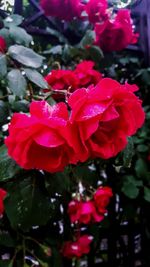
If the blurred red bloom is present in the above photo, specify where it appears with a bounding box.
[40,0,84,21]
[86,0,108,24]
[74,60,102,87]
[0,36,6,53]
[62,235,92,258]
[78,200,104,224]
[0,189,7,216]
[68,199,104,224]
[45,69,79,93]
[94,186,113,213]
[94,9,139,52]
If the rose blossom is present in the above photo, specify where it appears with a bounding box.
[94,186,113,213]
[40,0,84,21]
[45,69,79,93]
[85,0,108,24]
[0,189,7,216]
[62,235,92,258]
[94,9,139,52]
[0,36,6,53]
[78,201,104,224]
[5,101,82,173]
[74,60,102,87]
[68,200,104,224]
[68,78,145,159]
[68,200,81,222]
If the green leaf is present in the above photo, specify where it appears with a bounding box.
[0,54,7,77]
[123,137,134,167]
[79,30,95,48]
[4,14,23,27]
[87,45,103,62]
[0,145,20,181]
[11,100,29,112]
[9,26,32,46]
[122,181,139,199]
[5,176,53,231]
[0,232,15,247]
[135,158,148,179]
[0,260,13,267]
[8,45,44,68]
[24,68,49,88]
[121,176,142,199]
[45,172,71,194]
[44,45,62,55]
[0,101,9,126]
[0,28,10,43]
[144,187,150,202]
[137,144,148,153]
[7,69,27,97]
[46,27,68,44]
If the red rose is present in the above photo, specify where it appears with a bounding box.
[74,60,102,87]
[0,36,6,53]
[94,186,113,213]
[77,235,93,254]
[5,101,79,173]
[0,188,7,216]
[94,9,139,52]
[78,201,104,224]
[68,78,145,159]
[68,200,81,222]
[68,200,104,224]
[62,235,92,258]
[40,0,84,21]
[85,0,108,24]
[45,69,79,93]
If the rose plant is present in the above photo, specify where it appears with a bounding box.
[0,1,149,267]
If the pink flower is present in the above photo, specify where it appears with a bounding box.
[74,60,102,87]
[68,200,104,224]
[0,189,7,216]
[40,0,84,21]
[68,78,145,159]
[0,36,6,53]
[5,101,79,173]
[62,235,92,258]
[94,9,139,52]
[85,0,108,24]
[78,201,104,224]
[94,186,113,213]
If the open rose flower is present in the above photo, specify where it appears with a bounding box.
[62,235,92,258]
[74,60,102,87]
[0,36,6,53]
[94,186,113,213]
[94,9,139,52]
[40,0,84,21]
[0,189,7,216]
[85,0,108,24]
[45,69,79,93]
[68,78,145,159]
[5,101,80,173]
